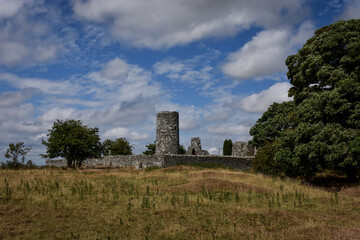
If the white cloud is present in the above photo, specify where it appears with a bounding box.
[34,45,58,62]
[0,42,29,66]
[222,21,315,79]
[0,103,34,122]
[38,107,78,123]
[154,60,185,75]
[153,50,221,90]
[0,1,69,67]
[30,133,47,142]
[208,147,220,155]
[73,0,307,49]
[101,58,129,79]
[0,73,79,96]
[85,58,163,103]
[179,106,204,130]
[0,88,42,107]
[0,0,25,19]
[103,127,149,140]
[2,121,47,134]
[238,82,292,113]
[206,125,250,136]
[341,0,360,19]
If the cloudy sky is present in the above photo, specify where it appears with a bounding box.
[0,0,359,164]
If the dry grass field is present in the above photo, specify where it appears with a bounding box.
[1,166,360,239]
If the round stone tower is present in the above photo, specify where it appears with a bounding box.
[155,111,179,155]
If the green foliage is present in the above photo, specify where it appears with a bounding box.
[250,19,360,180]
[143,142,156,155]
[179,144,186,155]
[252,142,281,176]
[249,101,295,148]
[102,138,133,156]
[4,142,32,168]
[223,139,232,155]
[42,119,102,168]
[286,19,360,105]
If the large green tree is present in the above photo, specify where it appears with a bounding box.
[42,119,102,168]
[249,102,295,176]
[102,138,133,156]
[249,101,295,148]
[250,19,360,180]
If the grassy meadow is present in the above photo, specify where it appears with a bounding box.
[1,166,360,239]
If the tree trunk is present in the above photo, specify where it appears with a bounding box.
[345,166,358,183]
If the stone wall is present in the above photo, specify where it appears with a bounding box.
[46,154,253,171]
[46,155,163,169]
[232,141,255,157]
[162,155,252,171]
[82,155,163,168]
[46,159,67,168]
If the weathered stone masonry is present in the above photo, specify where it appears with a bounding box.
[187,137,209,155]
[46,154,252,171]
[232,141,255,157]
[156,111,179,155]
[162,155,252,171]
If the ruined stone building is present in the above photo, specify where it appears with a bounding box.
[186,137,209,155]
[232,141,255,157]
[155,111,179,155]
[46,111,254,170]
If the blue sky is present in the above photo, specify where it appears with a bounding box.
[0,0,359,165]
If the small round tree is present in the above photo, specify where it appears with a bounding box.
[4,142,32,168]
[179,145,187,154]
[223,139,233,156]
[143,142,156,155]
[102,138,133,156]
[42,119,102,168]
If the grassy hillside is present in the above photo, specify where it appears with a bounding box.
[1,166,359,239]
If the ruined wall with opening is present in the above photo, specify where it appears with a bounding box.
[186,137,209,155]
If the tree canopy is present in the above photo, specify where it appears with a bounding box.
[223,139,232,156]
[143,142,156,155]
[250,19,360,180]
[249,101,295,148]
[4,142,32,168]
[179,144,186,155]
[102,138,133,156]
[42,119,102,168]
